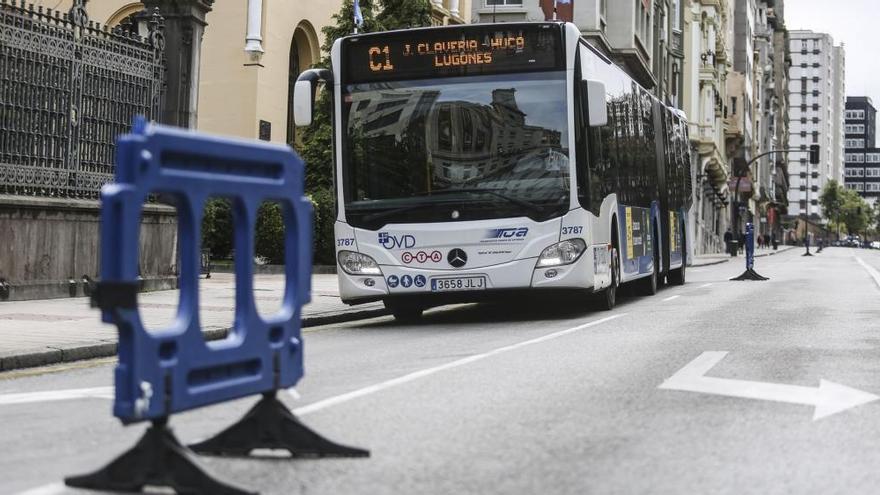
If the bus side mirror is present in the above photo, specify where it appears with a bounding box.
[293,79,315,127]
[584,79,607,127]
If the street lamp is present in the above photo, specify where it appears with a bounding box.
[730,145,819,256]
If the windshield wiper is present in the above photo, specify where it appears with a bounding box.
[358,201,438,224]
[418,188,547,215]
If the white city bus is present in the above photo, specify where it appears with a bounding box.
[294,22,692,321]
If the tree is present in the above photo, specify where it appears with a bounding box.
[202,198,234,260]
[377,0,433,30]
[819,179,845,239]
[840,189,871,236]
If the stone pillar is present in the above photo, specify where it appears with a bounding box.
[448,0,460,16]
[142,0,214,129]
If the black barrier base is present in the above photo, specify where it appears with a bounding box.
[65,419,254,495]
[730,268,770,281]
[190,392,370,458]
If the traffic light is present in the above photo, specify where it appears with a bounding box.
[809,144,820,164]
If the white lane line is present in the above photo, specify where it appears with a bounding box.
[15,482,67,495]
[697,283,713,289]
[662,295,680,302]
[0,386,113,406]
[293,313,626,416]
[855,256,880,290]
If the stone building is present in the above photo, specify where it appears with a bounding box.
[470,0,683,106]
[35,0,468,145]
[680,0,735,255]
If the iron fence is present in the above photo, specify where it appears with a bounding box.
[0,0,164,199]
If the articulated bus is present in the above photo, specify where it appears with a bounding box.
[294,22,692,321]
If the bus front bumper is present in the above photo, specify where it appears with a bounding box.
[337,253,597,305]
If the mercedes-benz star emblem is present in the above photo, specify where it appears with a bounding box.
[447,248,467,268]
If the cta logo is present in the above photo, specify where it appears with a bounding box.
[485,227,528,240]
[378,232,416,250]
[401,250,443,264]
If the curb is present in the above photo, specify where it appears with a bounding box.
[691,258,730,267]
[0,307,389,373]
[691,245,796,268]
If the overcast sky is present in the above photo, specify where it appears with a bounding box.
[785,0,879,102]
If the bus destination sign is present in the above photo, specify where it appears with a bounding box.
[343,24,563,83]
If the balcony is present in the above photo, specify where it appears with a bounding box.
[431,0,464,25]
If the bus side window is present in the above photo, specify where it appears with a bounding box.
[574,51,591,211]
[586,89,616,214]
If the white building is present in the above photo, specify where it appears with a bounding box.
[785,30,845,221]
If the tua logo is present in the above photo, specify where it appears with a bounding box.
[486,227,529,239]
[378,232,416,249]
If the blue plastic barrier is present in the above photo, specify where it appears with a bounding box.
[745,223,755,270]
[98,117,312,422]
[66,118,366,495]
[731,222,768,281]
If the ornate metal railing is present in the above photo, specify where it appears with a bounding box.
[0,0,164,199]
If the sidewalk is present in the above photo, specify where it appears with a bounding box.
[692,245,795,267]
[0,273,387,372]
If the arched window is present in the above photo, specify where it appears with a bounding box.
[287,22,319,147]
[107,3,146,35]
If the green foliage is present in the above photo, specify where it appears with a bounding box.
[202,198,233,259]
[840,188,871,235]
[255,202,286,265]
[819,179,844,222]
[309,187,338,265]
[377,0,433,30]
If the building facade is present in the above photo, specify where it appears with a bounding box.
[33,0,467,145]
[785,30,845,226]
[470,0,683,106]
[681,0,735,254]
[844,97,880,205]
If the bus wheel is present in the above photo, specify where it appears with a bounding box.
[595,246,619,311]
[638,253,659,296]
[384,300,424,323]
[668,228,686,285]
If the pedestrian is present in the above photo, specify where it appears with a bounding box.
[724,228,734,256]
[757,234,764,250]
[771,233,778,250]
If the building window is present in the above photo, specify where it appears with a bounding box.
[485,0,523,5]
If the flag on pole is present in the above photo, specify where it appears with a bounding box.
[542,0,573,22]
[353,0,364,29]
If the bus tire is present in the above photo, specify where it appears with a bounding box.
[385,300,424,323]
[668,222,686,285]
[595,245,619,311]
[638,249,659,296]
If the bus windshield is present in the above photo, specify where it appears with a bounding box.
[341,71,570,229]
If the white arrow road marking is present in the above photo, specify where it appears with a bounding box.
[659,351,880,420]
[0,386,113,406]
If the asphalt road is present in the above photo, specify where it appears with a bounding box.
[3,247,880,494]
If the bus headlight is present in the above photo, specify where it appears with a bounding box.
[536,239,586,267]
[337,251,382,275]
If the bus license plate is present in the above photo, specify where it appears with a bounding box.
[431,276,486,292]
